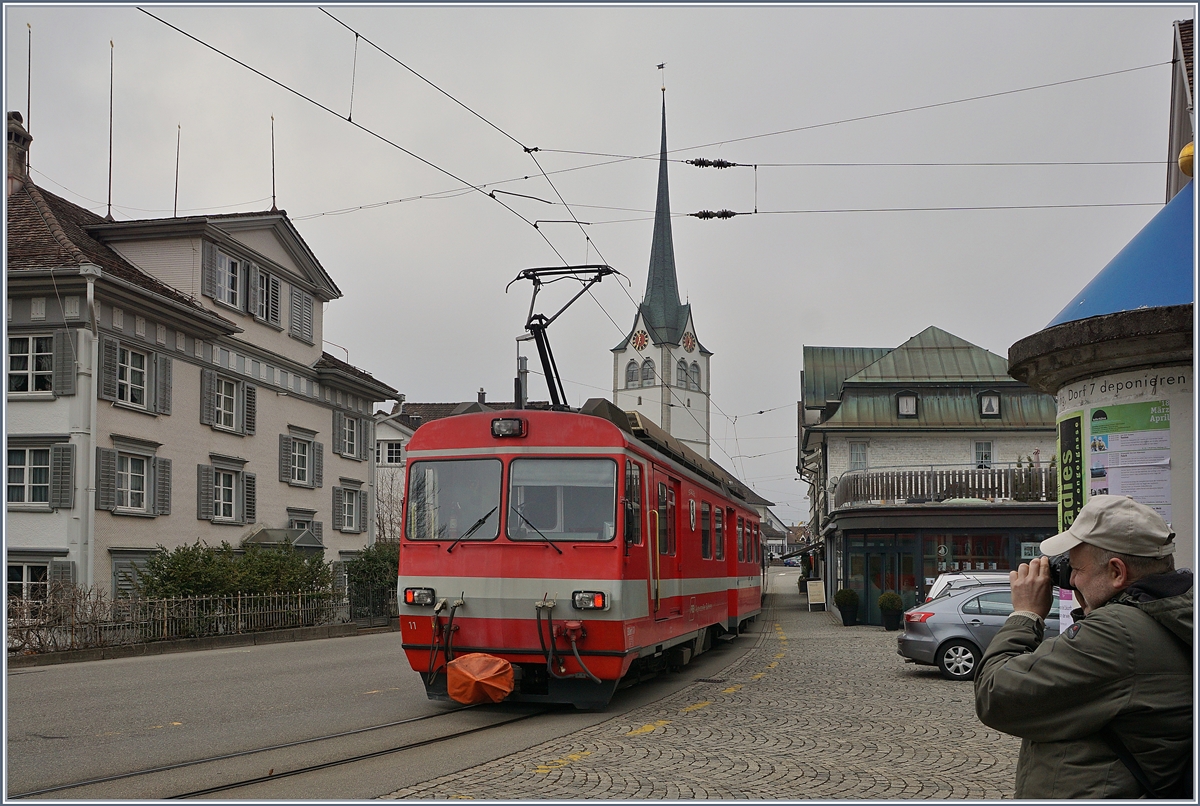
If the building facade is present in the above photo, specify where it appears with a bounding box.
[6,111,398,599]
[798,326,1059,624]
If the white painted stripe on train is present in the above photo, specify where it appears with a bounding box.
[399,577,651,620]
[397,575,762,621]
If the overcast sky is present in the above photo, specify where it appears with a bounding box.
[5,4,1192,525]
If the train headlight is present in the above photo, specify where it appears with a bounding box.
[572,590,608,610]
[491,417,527,438]
[404,587,436,606]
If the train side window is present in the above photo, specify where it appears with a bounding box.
[624,461,643,545]
[737,516,745,562]
[700,502,712,559]
[657,482,669,555]
[666,485,677,555]
[714,509,724,560]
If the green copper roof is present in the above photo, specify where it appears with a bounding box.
[845,326,1011,384]
[818,389,1057,430]
[801,345,892,407]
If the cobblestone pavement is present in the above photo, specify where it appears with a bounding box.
[383,575,1020,799]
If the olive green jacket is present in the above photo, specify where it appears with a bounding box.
[974,572,1193,799]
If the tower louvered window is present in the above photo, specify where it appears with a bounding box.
[641,359,655,386]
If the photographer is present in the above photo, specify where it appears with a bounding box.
[974,495,1192,799]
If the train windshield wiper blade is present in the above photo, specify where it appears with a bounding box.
[510,506,563,554]
[446,506,498,553]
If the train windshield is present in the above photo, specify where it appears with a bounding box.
[507,458,617,542]
[406,459,502,541]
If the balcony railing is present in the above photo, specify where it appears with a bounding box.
[833,464,1057,508]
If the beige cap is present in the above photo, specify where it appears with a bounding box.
[1040,495,1175,558]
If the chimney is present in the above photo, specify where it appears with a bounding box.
[7,111,31,196]
[477,387,486,404]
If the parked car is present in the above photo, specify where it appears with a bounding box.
[897,585,1060,681]
[924,570,1011,602]
[783,558,803,567]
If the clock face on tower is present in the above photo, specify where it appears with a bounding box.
[631,330,649,351]
[682,331,696,353]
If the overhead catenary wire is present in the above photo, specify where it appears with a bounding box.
[137,7,571,266]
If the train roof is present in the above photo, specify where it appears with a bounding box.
[579,399,771,508]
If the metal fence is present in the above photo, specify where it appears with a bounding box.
[7,586,342,656]
[834,465,1058,508]
[348,586,398,628]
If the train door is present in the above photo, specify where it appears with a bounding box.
[651,470,682,620]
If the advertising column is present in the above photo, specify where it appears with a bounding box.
[1054,366,1193,630]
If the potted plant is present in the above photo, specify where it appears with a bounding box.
[833,587,859,626]
[878,591,904,631]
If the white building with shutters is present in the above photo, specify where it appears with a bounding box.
[5,111,399,599]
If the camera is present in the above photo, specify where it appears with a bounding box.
[1048,554,1074,590]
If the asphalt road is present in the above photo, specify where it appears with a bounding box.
[7,604,761,799]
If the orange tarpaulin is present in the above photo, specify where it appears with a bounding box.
[446,653,515,704]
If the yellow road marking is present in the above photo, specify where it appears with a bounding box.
[361,687,404,695]
[626,720,669,735]
[751,672,766,680]
[775,652,786,658]
[766,662,778,668]
[722,684,743,693]
[534,750,592,773]
[681,701,711,713]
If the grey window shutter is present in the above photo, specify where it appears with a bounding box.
[289,286,301,339]
[50,559,76,587]
[96,448,117,511]
[332,561,346,597]
[112,557,146,599]
[244,472,257,524]
[268,275,282,325]
[50,443,75,509]
[52,329,76,396]
[197,464,215,521]
[358,419,371,461]
[199,369,216,425]
[332,487,344,531]
[313,521,324,543]
[243,384,257,435]
[201,241,217,298]
[99,337,119,401]
[279,435,293,482]
[313,442,324,488]
[155,457,172,516]
[246,263,260,318]
[303,292,314,342]
[155,354,172,415]
[333,411,345,455]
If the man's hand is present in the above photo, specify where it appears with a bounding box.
[1009,557,1054,619]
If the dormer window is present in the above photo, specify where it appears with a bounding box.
[979,391,1002,419]
[897,391,918,418]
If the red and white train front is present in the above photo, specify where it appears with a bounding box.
[396,408,763,709]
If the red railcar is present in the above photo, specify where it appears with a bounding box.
[397,399,766,709]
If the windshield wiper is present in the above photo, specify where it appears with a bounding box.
[510,506,563,554]
[446,506,498,553]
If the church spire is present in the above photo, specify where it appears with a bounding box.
[641,95,686,342]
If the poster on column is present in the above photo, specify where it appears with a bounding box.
[1086,400,1171,524]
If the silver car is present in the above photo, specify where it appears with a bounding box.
[897,585,1060,681]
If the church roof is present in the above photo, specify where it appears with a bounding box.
[614,96,705,352]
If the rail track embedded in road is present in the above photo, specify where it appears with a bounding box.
[8,704,549,800]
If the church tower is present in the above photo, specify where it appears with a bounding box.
[612,97,712,458]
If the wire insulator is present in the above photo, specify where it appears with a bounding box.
[690,209,740,219]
